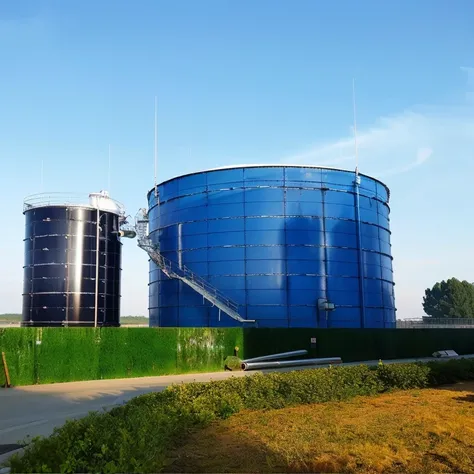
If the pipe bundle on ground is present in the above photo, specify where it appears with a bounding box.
[240,350,342,371]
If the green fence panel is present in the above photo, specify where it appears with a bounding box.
[0,328,36,386]
[177,328,242,373]
[3,326,473,387]
[241,328,318,360]
[36,328,100,384]
[243,328,474,362]
[98,327,131,379]
[389,329,474,359]
[314,329,383,362]
[127,328,178,377]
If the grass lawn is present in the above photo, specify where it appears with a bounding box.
[168,382,474,473]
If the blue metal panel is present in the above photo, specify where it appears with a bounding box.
[247,305,288,320]
[247,275,286,290]
[148,165,395,328]
[209,260,245,275]
[208,189,244,204]
[247,259,285,274]
[289,290,324,305]
[287,259,325,275]
[286,189,323,203]
[288,275,324,290]
[286,201,323,217]
[207,168,244,190]
[246,217,285,231]
[208,275,246,290]
[178,173,207,195]
[182,221,208,235]
[246,230,284,245]
[208,202,245,218]
[208,247,245,261]
[246,246,286,260]
[182,249,209,263]
[208,218,245,233]
[286,246,325,260]
[326,248,358,263]
[285,166,322,188]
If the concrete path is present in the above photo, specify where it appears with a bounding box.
[1,353,473,465]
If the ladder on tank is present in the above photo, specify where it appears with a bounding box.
[135,209,255,324]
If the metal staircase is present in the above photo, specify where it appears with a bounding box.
[135,209,255,324]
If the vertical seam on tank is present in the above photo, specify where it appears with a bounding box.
[30,218,35,324]
[376,192,384,328]
[102,217,106,325]
[65,210,70,325]
[205,175,210,327]
[283,172,289,328]
[153,196,162,327]
[321,187,328,328]
[243,173,248,326]
[117,223,122,326]
[354,177,366,328]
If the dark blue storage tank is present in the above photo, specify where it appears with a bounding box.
[148,165,396,328]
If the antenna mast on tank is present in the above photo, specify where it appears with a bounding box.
[352,78,359,176]
[40,160,44,193]
[108,144,112,193]
[154,96,158,197]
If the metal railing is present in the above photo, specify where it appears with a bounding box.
[148,247,240,314]
[134,210,253,324]
[397,318,474,328]
[24,192,125,216]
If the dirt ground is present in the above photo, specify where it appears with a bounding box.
[167,382,474,473]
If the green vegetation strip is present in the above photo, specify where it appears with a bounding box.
[3,326,474,386]
[0,327,243,386]
[8,358,474,473]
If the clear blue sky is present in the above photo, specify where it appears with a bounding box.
[1,0,473,318]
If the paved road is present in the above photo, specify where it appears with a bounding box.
[1,354,473,465]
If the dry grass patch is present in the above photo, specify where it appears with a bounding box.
[168,382,474,473]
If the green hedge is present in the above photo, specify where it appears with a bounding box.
[9,358,474,473]
[0,327,242,386]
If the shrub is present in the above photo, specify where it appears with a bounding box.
[376,362,430,390]
[426,358,474,385]
[8,358,474,473]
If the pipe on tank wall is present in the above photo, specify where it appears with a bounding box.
[94,208,100,328]
[320,188,329,328]
[354,173,366,328]
[178,223,183,269]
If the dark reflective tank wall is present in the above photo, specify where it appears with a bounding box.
[148,165,395,328]
[22,206,121,326]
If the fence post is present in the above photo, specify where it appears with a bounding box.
[2,351,11,388]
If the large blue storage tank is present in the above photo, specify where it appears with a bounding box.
[148,165,395,328]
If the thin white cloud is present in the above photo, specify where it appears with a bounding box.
[461,66,474,102]
[377,147,433,178]
[282,105,474,178]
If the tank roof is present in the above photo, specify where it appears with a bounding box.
[23,191,125,216]
[148,164,390,198]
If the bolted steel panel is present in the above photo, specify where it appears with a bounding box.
[148,165,396,328]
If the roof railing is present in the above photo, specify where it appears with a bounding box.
[23,192,125,216]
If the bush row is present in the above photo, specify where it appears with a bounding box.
[9,358,474,473]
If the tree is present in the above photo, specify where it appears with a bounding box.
[423,278,474,318]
